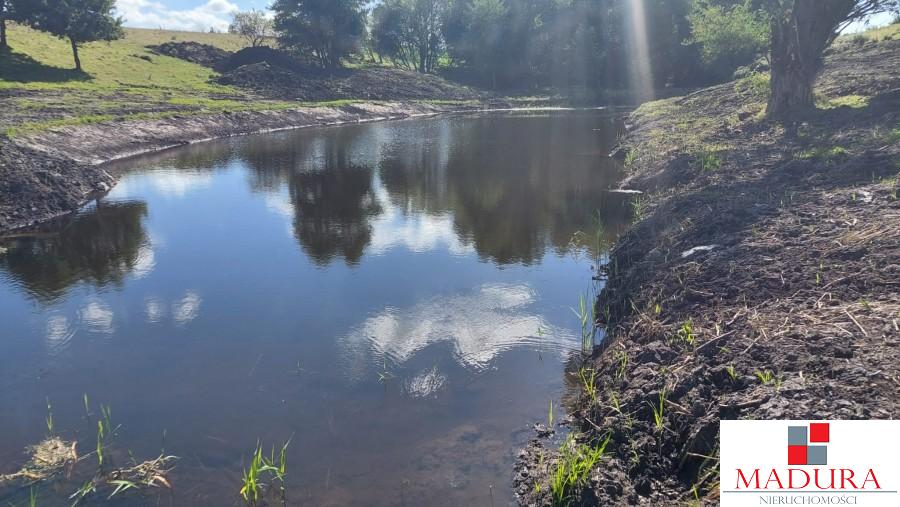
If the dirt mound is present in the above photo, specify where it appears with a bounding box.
[218,64,483,102]
[219,46,310,73]
[218,62,297,90]
[515,36,900,506]
[147,41,231,69]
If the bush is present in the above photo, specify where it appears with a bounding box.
[688,0,769,82]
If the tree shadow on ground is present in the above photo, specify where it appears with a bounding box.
[0,47,90,83]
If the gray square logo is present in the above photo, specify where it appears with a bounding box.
[807,445,827,465]
[788,426,807,446]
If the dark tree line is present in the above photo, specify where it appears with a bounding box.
[269,0,897,116]
[1,0,123,71]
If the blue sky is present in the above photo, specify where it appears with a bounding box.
[116,0,894,34]
[116,0,264,32]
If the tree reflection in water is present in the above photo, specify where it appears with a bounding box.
[0,201,149,302]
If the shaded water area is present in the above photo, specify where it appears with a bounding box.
[0,111,630,506]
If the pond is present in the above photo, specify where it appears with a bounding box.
[0,111,630,506]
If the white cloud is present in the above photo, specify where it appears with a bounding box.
[116,0,240,33]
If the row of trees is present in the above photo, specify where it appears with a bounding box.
[265,0,898,114]
[0,0,122,71]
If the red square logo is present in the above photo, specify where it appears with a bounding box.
[810,423,830,443]
[788,445,807,465]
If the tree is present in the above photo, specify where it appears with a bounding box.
[22,0,123,71]
[372,0,445,72]
[764,0,898,116]
[272,0,365,69]
[229,9,274,47]
[688,1,769,81]
[443,0,508,87]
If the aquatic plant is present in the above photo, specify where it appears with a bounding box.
[107,479,138,499]
[97,421,105,468]
[548,399,555,429]
[571,292,595,354]
[578,367,598,404]
[263,437,292,505]
[550,434,610,506]
[45,398,54,435]
[240,442,265,505]
[377,357,395,383]
[69,480,97,505]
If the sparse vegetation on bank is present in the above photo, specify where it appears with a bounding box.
[515,21,900,506]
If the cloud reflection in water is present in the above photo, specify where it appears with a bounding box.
[340,283,576,382]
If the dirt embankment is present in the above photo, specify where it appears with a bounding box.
[0,101,481,233]
[154,42,483,102]
[515,38,900,505]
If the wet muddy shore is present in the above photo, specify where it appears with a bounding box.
[515,37,900,505]
[0,101,485,233]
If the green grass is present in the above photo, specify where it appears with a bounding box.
[817,94,870,109]
[755,370,774,384]
[735,71,770,101]
[649,388,667,431]
[571,291,595,353]
[0,25,237,92]
[0,24,302,135]
[841,21,900,42]
[578,367,599,404]
[797,145,849,163]
[550,434,610,506]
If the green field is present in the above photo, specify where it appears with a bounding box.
[0,24,296,135]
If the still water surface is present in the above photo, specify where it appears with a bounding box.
[0,111,629,506]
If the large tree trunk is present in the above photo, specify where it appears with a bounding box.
[765,0,856,117]
[70,37,81,71]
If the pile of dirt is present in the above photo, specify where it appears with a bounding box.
[147,41,231,69]
[218,61,298,90]
[0,140,114,231]
[515,38,900,506]
[218,64,483,102]
[218,46,312,73]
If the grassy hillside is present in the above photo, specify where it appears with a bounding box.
[0,25,294,135]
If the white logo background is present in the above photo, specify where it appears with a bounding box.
[720,420,900,506]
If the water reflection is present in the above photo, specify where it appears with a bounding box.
[0,112,631,507]
[339,283,576,380]
[0,201,149,302]
[0,113,630,302]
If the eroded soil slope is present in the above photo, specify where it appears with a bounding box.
[515,36,900,506]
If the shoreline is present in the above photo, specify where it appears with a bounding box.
[0,101,629,234]
[0,101,485,233]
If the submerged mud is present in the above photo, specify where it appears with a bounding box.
[515,38,900,505]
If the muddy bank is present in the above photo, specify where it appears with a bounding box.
[0,101,482,232]
[515,38,900,505]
